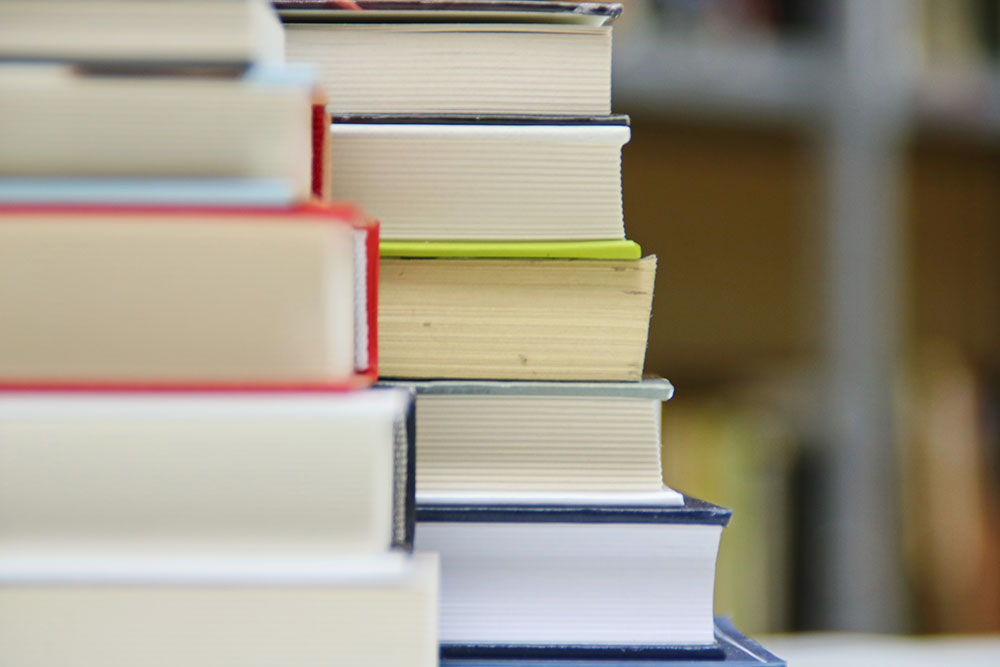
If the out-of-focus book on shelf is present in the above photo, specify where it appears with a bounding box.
[900,339,1000,633]
[661,397,797,635]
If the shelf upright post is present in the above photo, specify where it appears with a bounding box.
[816,0,914,633]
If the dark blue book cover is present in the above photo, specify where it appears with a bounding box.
[438,618,785,666]
[417,494,732,526]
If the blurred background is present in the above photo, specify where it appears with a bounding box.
[614,0,1000,636]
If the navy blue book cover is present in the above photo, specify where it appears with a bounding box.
[439,618,785,666]
[417,494,732,526]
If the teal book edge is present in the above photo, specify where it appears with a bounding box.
[0,179,298,207]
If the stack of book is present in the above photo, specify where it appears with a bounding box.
[0,1,436,665]
[280,1,784,665]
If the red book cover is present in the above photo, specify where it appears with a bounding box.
[311,87,333,201]
[0,201,379,392]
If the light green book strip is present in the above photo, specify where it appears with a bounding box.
[379,239,642,260]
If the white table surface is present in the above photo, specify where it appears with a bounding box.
[760,633,1000,666]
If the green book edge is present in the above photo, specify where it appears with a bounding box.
[380,239,642,260]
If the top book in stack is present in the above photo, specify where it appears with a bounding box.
[278,0,621,116]
[0,0,285,71]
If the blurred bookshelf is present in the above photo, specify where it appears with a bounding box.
[615,0,1000,637]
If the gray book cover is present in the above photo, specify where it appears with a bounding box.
[378,378,674,401]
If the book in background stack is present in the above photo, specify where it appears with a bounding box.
[279,1,783,664]
[0,2,436,665]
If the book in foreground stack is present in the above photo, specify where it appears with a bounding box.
[0,64,324,207]
[0,392,413,555]
[0,0,285,68]
[416,496,729,658]
[0,553,438,667]
[0,203,377,389]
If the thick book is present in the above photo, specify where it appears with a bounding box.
[0,551,438,667]
[0,0,284,70]
[438,618,786,666]
[280,4,618,115]
[0,202,378,389]
[0,63,315,203]
[0,389,413,555]
[380,379,681,503]
[329,117,630,242]
[379,254,655,381]
[415,495,731,658]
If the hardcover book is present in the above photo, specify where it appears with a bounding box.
[280,2,619,115]
[0,0,284,69]
[380,379,681,504]
[0,389,414,555]
[329,117,630,241]
[415,495,731,658]
[0,552,439,667]
[0,202,378,389]
[0,63,316,203]
[379,254,656,381]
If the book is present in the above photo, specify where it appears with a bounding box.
[276,1,622,25]
[280,2,619,115]
[0,63,315,202]
[329,117,630,241]
[0,0,284,70]
[437,617,786,666]
[312,97,333,200]
[379,379,681,503]
[415,495,731,657]
[0,202,378,389]
[0,389,413,557]
[379,254,656,381]
[0,551,439,667]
